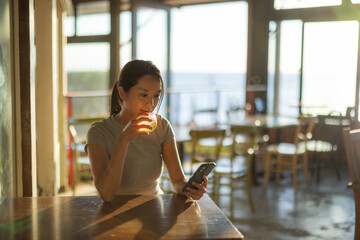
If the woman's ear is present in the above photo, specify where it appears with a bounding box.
[118,87,126,100]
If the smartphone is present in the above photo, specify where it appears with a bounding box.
[182,162,216,192]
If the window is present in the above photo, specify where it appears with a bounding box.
[274,0,341,10]
[65,42,110,118]
[302,21,358,115]
[76,1,110,36]
[278,20,302,117]
[120,11,132,68]
[135,6,168,116]
[271,19,359,117]
[65,1,110,37]
[170,2,248,126]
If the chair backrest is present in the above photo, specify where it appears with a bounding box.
[343,128,360,185]
[230,125,260,157]
[312,114,351,144]
[68,117,103,144]
[226,103,251,121]
[189,129,226,163]
[68,124,78,143]
[295,115,317,146]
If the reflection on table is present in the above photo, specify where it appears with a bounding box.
[0,194,244,240]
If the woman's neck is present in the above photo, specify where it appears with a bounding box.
[115,111,132,125]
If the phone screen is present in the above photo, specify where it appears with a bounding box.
[182,162,216,192]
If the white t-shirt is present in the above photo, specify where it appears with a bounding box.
[85,114,174,195]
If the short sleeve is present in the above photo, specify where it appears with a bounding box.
[85,122,109,154]
[158,115,175,146]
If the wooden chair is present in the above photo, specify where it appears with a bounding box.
[213,125,260,216]
[188,129,226,175]
[343,127,360,240]
[225,103,255,145]
[189,107,228,156]
[307,113,351,183]
[263,115,316,191]
[68,118,102,195]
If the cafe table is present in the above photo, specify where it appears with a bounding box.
[228,114,300,184]
[0,194,244,240]
[229,114,299,130]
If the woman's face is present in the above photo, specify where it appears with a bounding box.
[119,74,162,116]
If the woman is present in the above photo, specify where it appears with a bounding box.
[85,59,208,202]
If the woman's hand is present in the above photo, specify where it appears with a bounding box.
[183,175,209,200]
[121,113,152,141]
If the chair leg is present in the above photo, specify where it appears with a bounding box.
[292,156,298,191]
[247,175,255,213]
[212,172,219,203]
[72,150,79,196]
[330,152,341,181]
[263,152,271,188]
[303,153,311,186]
[275,155,282,183]
[316,156,321,184]
[230,174,234,220]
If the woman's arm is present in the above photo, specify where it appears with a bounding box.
[162,139,208,200]
[88,113,151,202]
[87,136,129,202]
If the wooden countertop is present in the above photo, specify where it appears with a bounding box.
[0,194,244,240]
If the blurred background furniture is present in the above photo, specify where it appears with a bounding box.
[68,117,103,194]
[307,113,351,183]
[213,125,260,217]
[191,107,218,128]
[188,129,226,175]
[229,114,300,182]
[226,103,252,122]
[263,115,316,191]
[343,127,360,240]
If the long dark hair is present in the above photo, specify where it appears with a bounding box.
[110,60,164,116]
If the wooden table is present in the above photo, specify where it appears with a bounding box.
[229,114,300,143]
[0,194,244,240]
[229,115,300,184]
[229,114,299,130]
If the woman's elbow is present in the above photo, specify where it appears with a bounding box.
[101,194,114,202]
[99,190,114,202]
[95,183,114,202]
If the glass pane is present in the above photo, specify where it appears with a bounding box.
[274,0,341,9]
[65,42,110,92]
[64,16,75,37]
[120,11,132,69]
[278,20,302,117]
[65,42,110,117]
[70,97,110,118]
[77,2,110,36]
[302,21,358,116]
[0,2,14,199]
[170,2,248,126]
[136,7,168,116]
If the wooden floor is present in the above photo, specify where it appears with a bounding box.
[60,160,355,240]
